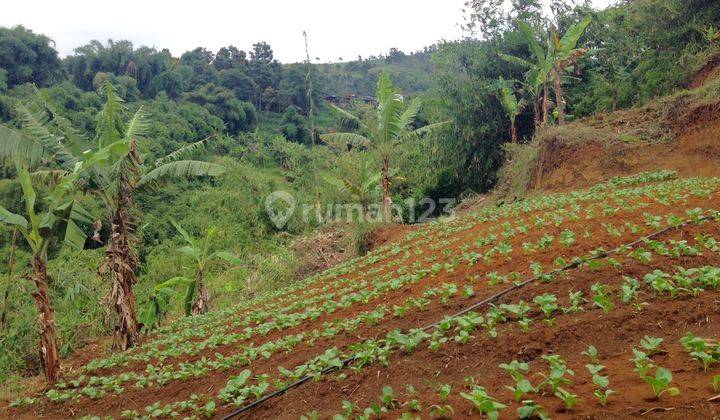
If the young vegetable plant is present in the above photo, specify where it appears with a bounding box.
[642,367,680,400]
[380,385,397,408]
[554,387,580,410]
[533,293,558,325]
[591,283,615,314]
[586,363,615,406]
[460,385,507,419]
[581,345,599,364]
[517,400,550,420]
[539,355,574,393]
[640,336,665,355]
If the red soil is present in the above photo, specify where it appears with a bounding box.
[5,180,720,419]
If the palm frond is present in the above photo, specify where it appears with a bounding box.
[498,53,534,69]
[0,205,28,230]
[14,103,76,168]
[320,132,372,149]
[154,138,210,167]
[137,160,225,188]
[211,251,242,265]
[95,81,126,148]
[328,104,366,129]
[517,21,545,63]
[33,86,91,156]
[0,125,54,168]
[406,121,452,140]
[559,15,592,54]
[125,106,152,140]
[171,220,198,250]
[30,169,71,187]
[398,99,422,132]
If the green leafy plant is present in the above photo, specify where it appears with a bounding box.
[460,385,507,419]
[642,367,679,400]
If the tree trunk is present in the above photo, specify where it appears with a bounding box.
[191,269,210,315]
[108,209,141,350]
[1,229,17,329]
[533,96,541,129]
[510,117,518,143]
[553,67,566,125]
[381,154,391,222]
[106,140,142,350]
[542,84,550,126]
[30,254,60,384]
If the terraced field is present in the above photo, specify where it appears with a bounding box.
[5,171,720,419]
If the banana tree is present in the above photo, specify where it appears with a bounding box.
[0,158,98,383]
[0,82,225,350]
[547,16,592,124]
[321,73,450,222]
[500,21,553,128]
[323,160,382,217]
[500,16,591,126]
[493,77,527,143]
[171,222,240,316]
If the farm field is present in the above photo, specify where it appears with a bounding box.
[5,170,720,419]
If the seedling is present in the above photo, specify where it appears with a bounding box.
[506,378,536,402]
[581,345,599,364]
[438,383,452,401]
[460,386,507,419]
[554,387,580,410]
[620,276,640,303]
[640,336,665,355]
[591,283,614,314]
[499,360,530,381]
[643,367,679,400]
[563,290,585,313]
[539,355,574,393]
[690,351,719,371]
[429,404,454,418]
[533,293,558,324]
[517,400,549,420]
[380,385,397,408]
[713,375,720,393]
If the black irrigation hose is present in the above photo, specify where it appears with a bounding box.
[223,212,718,419]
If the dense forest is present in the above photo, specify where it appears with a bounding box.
[0,0,718,388]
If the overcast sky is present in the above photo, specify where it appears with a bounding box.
[2,0,614,63]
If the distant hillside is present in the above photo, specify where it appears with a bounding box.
[317,48,436,98]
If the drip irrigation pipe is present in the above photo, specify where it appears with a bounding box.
[223,212,718,419]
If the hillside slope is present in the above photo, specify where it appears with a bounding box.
[497,62,720,198]
[4,171,720,419]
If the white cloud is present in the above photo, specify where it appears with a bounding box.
[1,0,614,63]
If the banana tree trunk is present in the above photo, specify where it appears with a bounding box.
[107,140,142,350]
[510,117,518,143]
[108,208,141,350]
[542,84,550,126]
[30,253,60,384]
[553,67,566,125]
[533,96,542,129]
[381,154,391,222]
[191,268,210,315]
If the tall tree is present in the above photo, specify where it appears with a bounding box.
[322,73,449,221]
[493,77,526,143]
[0,26,64,88]
[0,156,101,383]
[500,16,591,126]
[547,16,592,124]
[0,82,225,350]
